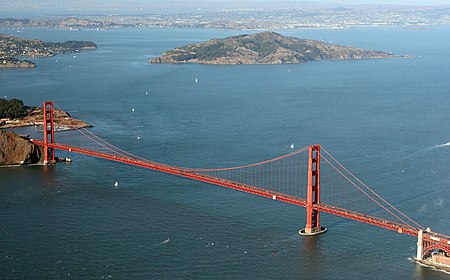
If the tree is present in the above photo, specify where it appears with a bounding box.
[0,98,33,119]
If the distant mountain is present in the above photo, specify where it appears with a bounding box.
[150,31,401,65]
[0,17,127,29]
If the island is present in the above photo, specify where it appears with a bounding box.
[150,31,401,65]
[0,33,97,68]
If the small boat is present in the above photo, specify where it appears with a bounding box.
[137,136,140,140]
[290,143,294,149]
[195,78,198,83]
[131,108,135,112]
[114,181,119,188]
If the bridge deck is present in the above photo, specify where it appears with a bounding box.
[32,140,424,236]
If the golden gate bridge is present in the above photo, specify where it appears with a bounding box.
[24,101,450,268]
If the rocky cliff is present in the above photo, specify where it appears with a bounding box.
[150,31,402,65]
[0,130,43,166]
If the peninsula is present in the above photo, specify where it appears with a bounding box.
[0,98,91,130]
[150,31,399,65]
[0,33,97,68]
[0,99,91,166]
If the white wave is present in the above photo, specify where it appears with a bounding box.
[156,237,170,246]
[418,204,428,213]
[434,142,450,148]
[417,142,450,153]
[413,256,450,274]
[435,197,445,208]
[404,142,450,160]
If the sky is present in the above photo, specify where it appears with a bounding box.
[1,0,449,17]
[4,0,447,5]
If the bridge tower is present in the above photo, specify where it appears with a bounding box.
[299,145,327,236]
[43,101,55,164]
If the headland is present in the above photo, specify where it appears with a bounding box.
[0,33,97,68]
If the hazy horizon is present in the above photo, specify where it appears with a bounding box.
[1,0,450,18]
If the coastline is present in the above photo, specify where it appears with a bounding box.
[0,107,92,131]
[415,259,450,274]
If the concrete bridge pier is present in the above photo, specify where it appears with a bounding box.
[416,229,423,261]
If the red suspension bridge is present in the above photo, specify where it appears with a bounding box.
[23,101,450,267]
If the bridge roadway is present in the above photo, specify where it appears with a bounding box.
[31,140,450,249]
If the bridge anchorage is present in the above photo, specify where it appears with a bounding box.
[32,100,450,272]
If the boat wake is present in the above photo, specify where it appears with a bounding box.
[156,237,170,246]
[424,142,450,151]
[407,142,450,159]
[433,142,450,149]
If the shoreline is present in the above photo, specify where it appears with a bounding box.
[0,123,92,131]
[0,162,45,168]
[0,106,92,131]
[415,259,450,274]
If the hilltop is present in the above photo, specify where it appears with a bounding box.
[0,33,96,68]
[150,31,400,65]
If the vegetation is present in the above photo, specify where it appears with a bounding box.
[166,42,233,61]
[196,42,232,61]
[166,50,198,61]
[150,31,397,65]
[45,40,97,51]
[0,99,34,119]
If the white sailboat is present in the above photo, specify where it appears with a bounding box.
[290,143,294,149]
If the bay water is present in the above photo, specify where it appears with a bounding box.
[1,26,450,279]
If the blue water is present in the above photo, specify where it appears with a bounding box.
[1,26,450,279]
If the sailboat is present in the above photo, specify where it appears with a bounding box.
[114,181,119,188]
[195,78,198,83]
[290,143,294,149]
